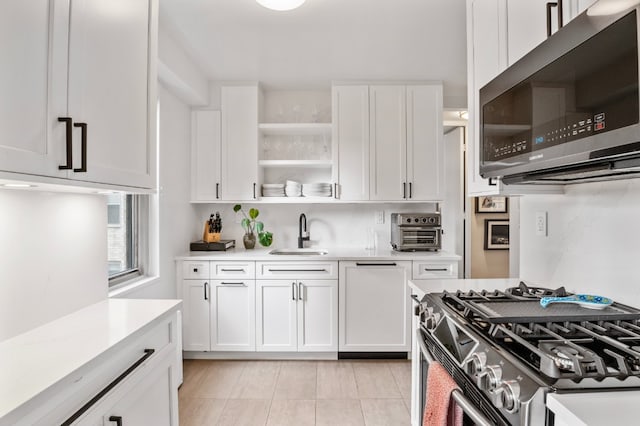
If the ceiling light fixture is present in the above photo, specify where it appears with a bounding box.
[256,0,306,11]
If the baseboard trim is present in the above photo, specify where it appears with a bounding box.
[183,351,338,360]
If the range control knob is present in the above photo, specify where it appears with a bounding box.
[479,365,502,391]
[465,352,487,375]
[495,380,521,413]
[428,217,436,224]
[424,312,441,330]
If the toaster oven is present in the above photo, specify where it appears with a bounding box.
[390,213,441,251]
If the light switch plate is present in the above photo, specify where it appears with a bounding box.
[375,211,384,224]
[535,211,547,236]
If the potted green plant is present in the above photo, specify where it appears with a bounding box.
[233,204,273,249]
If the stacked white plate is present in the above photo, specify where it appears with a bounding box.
[285,180,302,197]
[302,182,332,197]
[262,183,285,197]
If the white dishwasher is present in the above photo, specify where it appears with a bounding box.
[338,260,412,354]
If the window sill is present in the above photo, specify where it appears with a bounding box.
[108,275,160,298]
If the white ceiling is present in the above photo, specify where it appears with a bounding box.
[159,0,468,107]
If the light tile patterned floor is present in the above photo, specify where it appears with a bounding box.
[179,359,412,426]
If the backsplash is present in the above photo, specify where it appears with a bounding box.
[519,179,640,307]
[193,202,442,251]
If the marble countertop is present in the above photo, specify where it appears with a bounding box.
[547,391,640,426]
[0,298,182,421]
[176,246,462,261]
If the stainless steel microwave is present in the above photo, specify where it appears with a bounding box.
[480,2,640,184]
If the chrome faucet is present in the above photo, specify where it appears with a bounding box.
[298,213,310,248]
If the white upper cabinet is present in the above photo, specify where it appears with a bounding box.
[191,110,221,201]
[0,0,157,190]
[406,85,443,201]
[333,83,444,201]
[0,0,68,179]
[466,0,562,196]
[369,85,407,201]
[332,85,370,201]
[221,86,259,201]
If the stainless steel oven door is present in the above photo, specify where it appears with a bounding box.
[416,328,494,426]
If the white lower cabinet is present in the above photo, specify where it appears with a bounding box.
[210,280,256,351]
[256,279,338,352]
[181,279,210,352]
[339,261,412,352]
[180,261,256,352]
[255,261,339,353]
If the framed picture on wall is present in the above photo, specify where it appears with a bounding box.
[484,219,510,250]
[476,196,508,213]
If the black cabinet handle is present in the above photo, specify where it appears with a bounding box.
[403,182,407,199]
[334,182,338,199]
[58,117,73,170]
[292,282,296,301]
[108,416,123,426]
[546,2,558,37]
[409,182,413,199]
[253,183,257,199]
[488,177,497,186]
[355,262,397,267]
[73,122,87,172]
[61,349,155,426]
[193,267,198,272]
[204,282,209,300]
[425,268,448,272]
[216,183,220,199]
[268,269,327,272]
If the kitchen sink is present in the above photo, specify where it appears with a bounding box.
[268,248,329,256]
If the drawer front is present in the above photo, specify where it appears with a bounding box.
[211,261,255,279]
[256,261,338,279]
[183,261,210,279]
[412,261,458,279]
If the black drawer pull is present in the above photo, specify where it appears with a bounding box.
[73,122,87,172]
[61,349,155,426]
[58,117,73,170]
[216,182,220,199]
[221,282,245,286]
[425,268,448,272]
[220,268,245,272]
[204,282,209,300]
[109,416,123,425]
[268,269,327,272]
[355,262,397,267]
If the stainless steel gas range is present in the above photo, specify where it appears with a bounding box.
[413,282,640,426]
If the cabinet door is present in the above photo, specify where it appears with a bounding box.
[406,85,443,201]
[297,280,338,352]
[67,0,156,189]
[332,86,370,200]
[0,0,68,178]
[221,86,259,201]
[211,280,256,351]
[467,0,507,196]
[100,354,177,426]
[369,86,407,201]
[182,280,210,351]
[256,280,297,352]
[507,0,557,66]
[191,110,221,201]
[338,261,412,352]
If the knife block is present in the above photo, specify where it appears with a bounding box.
[203,222,221,243]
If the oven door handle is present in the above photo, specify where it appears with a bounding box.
[416,329,494,426]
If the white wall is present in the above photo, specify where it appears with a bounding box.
[120,85,200,299]
[193,202,440,251]
[519,179,640,306]
[442,127,463,258]
[0,190,107,341]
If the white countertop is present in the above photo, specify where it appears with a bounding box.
[176,246,461,261]
[0,298,182,421]
[408,278,522,298]
[547,391,640,426]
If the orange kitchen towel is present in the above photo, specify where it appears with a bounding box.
[423,361,463,426]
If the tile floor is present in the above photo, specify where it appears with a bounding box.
[178,359,412,426]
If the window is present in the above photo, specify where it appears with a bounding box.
[108,193,143,286]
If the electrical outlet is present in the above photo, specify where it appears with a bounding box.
[535,211,547,236]
[375,211,384,224]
